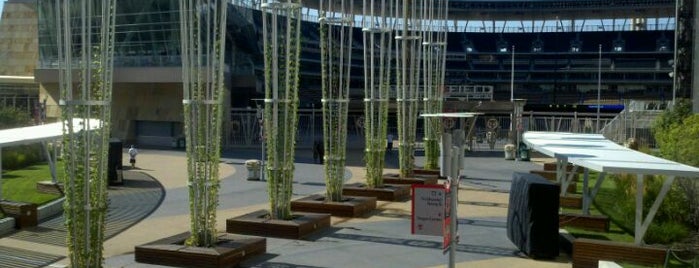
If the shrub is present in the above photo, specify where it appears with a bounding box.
[2,144,44,170]
[0,106,31,129]
[645,221,690,245]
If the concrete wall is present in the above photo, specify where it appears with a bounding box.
[39,80,184,143]
[0,0,38,76]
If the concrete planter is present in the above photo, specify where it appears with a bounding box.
[0,217,15,236]
[38,197,65,221]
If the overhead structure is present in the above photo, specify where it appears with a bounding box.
[395,0,424,178]
[179,0,228,247]
[320,0,353,201]
[0,120,100,201]
[361,0,392,188]
[54,0,116,266]
[523,131,699,245]
[262,0,303,220]
[421,0,448,170]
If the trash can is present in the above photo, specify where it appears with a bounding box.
[518,142,530,161]
[504,144,516,160]
[245,160,261,181]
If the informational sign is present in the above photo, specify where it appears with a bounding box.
[411,184,446,236]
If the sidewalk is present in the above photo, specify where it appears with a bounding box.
[2,148,572,267]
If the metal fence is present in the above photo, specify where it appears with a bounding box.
[223,109,632,151]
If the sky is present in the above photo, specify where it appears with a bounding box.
[0,2,4,21]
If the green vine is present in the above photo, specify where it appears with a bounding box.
[264,1,302,220]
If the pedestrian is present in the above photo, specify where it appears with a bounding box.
[313,140,324,164]
[386,133,394,151]
[128,145,139,168]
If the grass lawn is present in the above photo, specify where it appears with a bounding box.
[562,171,696,267]
[2,161,63,206]
[562,171,634,243]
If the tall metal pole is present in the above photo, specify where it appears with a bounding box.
[596,44,602,132]
[672,0,679,105]
[510,45,515,102]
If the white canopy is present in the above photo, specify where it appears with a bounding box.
[0,119,102,201]
[0,119,102,148]
[523,131,699,178]
[523,131,699,245]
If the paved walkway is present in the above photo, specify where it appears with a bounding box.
[1,148,572,267]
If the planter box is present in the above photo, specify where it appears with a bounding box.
[0,200,37,228]
[342,183,411,202]
[135,232,266,268]
[0,217,15,236]
[381,175,439,185]
[226,210,331,240]
[290,194,376,217]
[559,213,610,232]
[572,238,666,268]
[36,180,64,195]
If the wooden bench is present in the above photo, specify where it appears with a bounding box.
[559,213,610,232]
[560,195,583,209]
[573,238,667,268]
[0,200,38,228]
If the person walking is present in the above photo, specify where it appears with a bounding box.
[128,145,139,169]
[386,133,394,152]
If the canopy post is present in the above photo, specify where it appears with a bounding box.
[635,174,644,245]
[583,171,606,215]
[636,175,675,245]
[43,141,58,184]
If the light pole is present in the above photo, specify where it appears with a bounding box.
[596,44,602,132]
[672,0,679,105]
[510,45,515,102]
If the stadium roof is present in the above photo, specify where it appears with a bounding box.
[302,0,675,21]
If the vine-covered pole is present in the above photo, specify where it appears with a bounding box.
[395,0,423,178]
[56,0,116,266]
[362,0,392,188]
[421,0,448,170]
[320,0,353,201]
[179,0,228,247]
[262,0,302,220]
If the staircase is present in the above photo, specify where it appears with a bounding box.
[600,100,669,148]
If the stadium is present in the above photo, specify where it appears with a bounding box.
[0,0,694,148]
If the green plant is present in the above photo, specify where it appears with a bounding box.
[2,144,44,170]
[362,11,391,188]
[319,7,353,202]
[263,1,302,220]
[0,106,31,129]
[57,1,116,265]
[645,221,690,245]
[179,0,228,247]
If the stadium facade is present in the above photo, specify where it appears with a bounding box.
[0,0,695,147]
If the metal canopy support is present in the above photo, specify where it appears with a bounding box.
[556,158,579,197]
[582,170,606,215]
[635,174,676,245]
[42,141,58,184]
